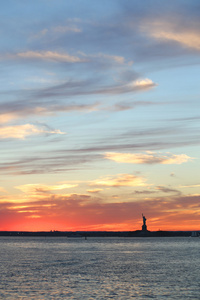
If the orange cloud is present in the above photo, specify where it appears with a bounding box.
[105,151,193,164]
[9,205,32,210]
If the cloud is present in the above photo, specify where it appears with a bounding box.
[34,77,156,99]
[142,20,200,51]
[0,113,20,124]
[87,189,103,193]
[16,51,86,63]
[132,185,181,196]
[97,53,126,64]
[93,78,156,95]
[105,151,193,164]
[90,173,147,187]
[5,49,130,68]
[65,123,200,156]
[0,102,100,124]
[133,190,156,195]
[104,100,157,112]
[128,78,155,88]
[31,24,82,40]
[0,121,194,177]
[180,184,200,188]
[15,183,78,194]
[156,186,181,195]
[0,75,156,120]
[83,52,133,69]
[0,124,65,139]
[0,151,101,176]
[79,52,130,65]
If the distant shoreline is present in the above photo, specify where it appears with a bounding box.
[0,230,198,237]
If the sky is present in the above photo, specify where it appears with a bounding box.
[0,0,200,232]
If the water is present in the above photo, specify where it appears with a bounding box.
[0,237,199,299]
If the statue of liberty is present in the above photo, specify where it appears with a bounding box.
[142,214,147,231]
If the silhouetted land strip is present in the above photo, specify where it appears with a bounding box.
[0,230,197,237]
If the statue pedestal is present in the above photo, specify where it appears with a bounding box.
[142,224,147,231]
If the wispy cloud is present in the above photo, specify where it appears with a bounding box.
[0,124,65,139]
[93,78,157,95]
[16,51,86,63]
[4,49,130,68]
[33,77,156,99]
[105,151,193,164]
[142,20,200,51]
[104,100,157,112]
[87,188,103,193]
[0,102,100,124]
[90,173,147,187]
[155,186,181,195]
[180,184,200,188]
[79,52,130,65]
[31,24,82,40]
[16,183,78,194]
[132,185,182,196]
[133,189,156,195]
[0,151,101,176]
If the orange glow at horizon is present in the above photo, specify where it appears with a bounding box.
[0,214,199,232]
[1,191,200,232]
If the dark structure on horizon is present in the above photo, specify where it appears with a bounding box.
[142,214,147,232]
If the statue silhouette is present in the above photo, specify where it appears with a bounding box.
[142,214,147,231]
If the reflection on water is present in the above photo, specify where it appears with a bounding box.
[0,237,199,299]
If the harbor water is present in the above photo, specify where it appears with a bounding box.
[0,237,199,299]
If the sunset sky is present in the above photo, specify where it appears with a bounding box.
[0,0,200,231]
